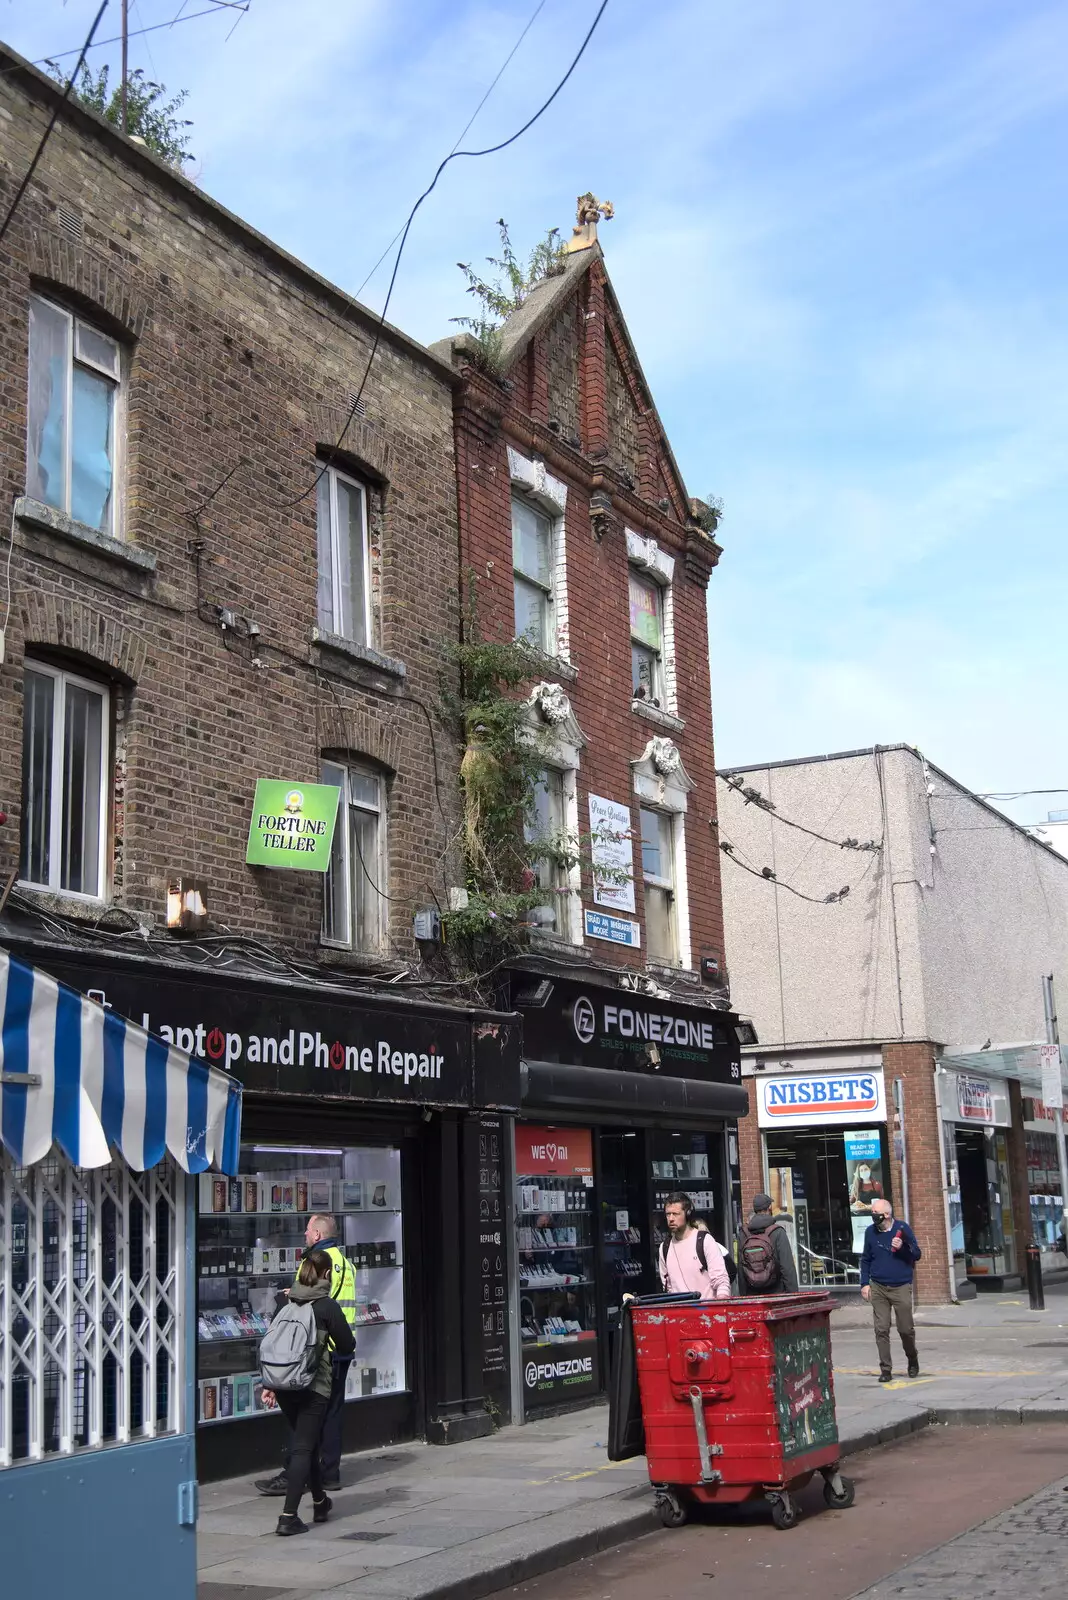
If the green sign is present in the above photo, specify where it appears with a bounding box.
[245,780,340,871]
[773,1326,838,1459]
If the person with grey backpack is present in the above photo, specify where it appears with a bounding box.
[260,1250,355,1536]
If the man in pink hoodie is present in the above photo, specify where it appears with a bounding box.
[658,1193,731,1299]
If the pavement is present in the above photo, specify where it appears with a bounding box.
[197,1281,1068,1600]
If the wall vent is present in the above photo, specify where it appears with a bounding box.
[55,202,84,242]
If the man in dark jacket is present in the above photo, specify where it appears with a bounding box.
[738,1193,799,1294]
[860,1198,921,1382]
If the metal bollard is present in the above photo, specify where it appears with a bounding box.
[1026,1243,1044,1310]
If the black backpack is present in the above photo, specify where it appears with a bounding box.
[661,1231,738,1286]
[737,1225,781,1291]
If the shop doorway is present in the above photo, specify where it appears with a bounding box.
[763,1126,889,1287]
[954,1126,1016,1281]
[598,1131,655,1380]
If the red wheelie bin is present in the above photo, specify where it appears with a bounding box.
[610,1289,855,1529]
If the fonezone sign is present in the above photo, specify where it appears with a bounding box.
[525,1355,593,1387]
[756,1068,886,1128]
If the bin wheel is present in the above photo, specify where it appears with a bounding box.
[823,1474,856,1510]
[655,1491,688,1528]
[769,1492,797,1530]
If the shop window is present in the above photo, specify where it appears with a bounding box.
[27,293,122,535]
[512,494,555,653]
[640,806,677,964]
[764,1126,889,1287]
[197,1144,406,1423]
[20,661,109,899]
[629,570,664,705]
[317,466,370,644]
[321,761,387,952]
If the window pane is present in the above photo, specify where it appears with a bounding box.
[61,682,104,896]
[321,765,348,943]
[632,644,657,699]
[352,807,381,950]
[316,471,334,632]
[70,365,114,530]
[74,322,120,379]
[512,498,551,586]
[629,572,660,649]
[21,670,55,885]
[640,807,666,880]
[514,577,548,650]
[349,770,380,810]
[645,883,676,964]
[27,297,70,511]
[336,477,368,644]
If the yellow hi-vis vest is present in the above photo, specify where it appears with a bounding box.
[296,1245,357,1345]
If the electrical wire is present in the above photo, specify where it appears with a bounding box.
[717,834,876,906]
[190,0,611,521]
[718,773,881,853]
[354,0,548,302]
[36,1,247,66]
[0,1,109,247]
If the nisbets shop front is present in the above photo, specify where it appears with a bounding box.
[754,1057,890,1290]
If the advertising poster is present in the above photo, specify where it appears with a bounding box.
[245,779,340,870]
[843,1129,884,1253]
[587,793,636,913]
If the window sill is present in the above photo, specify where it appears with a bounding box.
[516,645,579,684]
[631,698,685,733]
[16,497,156,573]
[14,882,152,931]
[526,927,584,954]
[310,629,407,682]
[318,946,410,978]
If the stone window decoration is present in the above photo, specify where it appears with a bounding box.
[632,736,695,969]
[21,661,110,900]
[523,682,588,944]
[317,466,371,645]
[508,448,571,663]
[27,293,123,537]
[321,760,387,952]
[626,530,677,716]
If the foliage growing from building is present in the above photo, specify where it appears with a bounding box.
[451,219,568,375]
[45,62,193,167]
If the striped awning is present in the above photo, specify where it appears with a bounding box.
[0,950,242,1173]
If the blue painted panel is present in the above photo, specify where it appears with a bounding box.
[1,1435,196,1600]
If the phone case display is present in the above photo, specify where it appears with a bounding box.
[514,1123,600,1411]
[650,1138,716,1257]
[197,1143,405,1424]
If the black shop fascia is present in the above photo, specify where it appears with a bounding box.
[3,934,521,1473]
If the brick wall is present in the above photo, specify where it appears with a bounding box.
[0,61,460,961]
[882,1042,953,1305]
[737,1077,764,1207]
[448,251,727,983]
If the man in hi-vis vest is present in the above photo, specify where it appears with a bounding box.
[257,1213,357,1496]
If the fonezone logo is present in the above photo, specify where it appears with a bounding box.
[525,1356,593,1386]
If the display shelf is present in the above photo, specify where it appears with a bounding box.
[353,1315,404,1328]
[518,1244,595,1253]
[199,1207,401,1220]
[519,1278,594,1290]
[515,1208,590,1218]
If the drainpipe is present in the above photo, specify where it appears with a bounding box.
[933,1062,959,1303]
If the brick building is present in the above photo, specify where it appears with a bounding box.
[718,746,1068,1307]
[0,48,523,1474]
[432,200,750,1415]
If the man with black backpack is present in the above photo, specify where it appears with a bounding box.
[738,1193,799,1295]
[658,1193,731,1299]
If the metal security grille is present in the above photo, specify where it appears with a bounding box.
[0,1149,185,1468]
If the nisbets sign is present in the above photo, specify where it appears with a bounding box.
[757,1068,886,1128]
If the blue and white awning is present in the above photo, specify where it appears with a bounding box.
[0,950,242,1172]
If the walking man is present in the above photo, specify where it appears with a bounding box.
[860,1198,921,1382]
[737,1193,799,1295]
[257,1212,357,1495]
[658,1193,731,1299]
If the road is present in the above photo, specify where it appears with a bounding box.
[493,1425,1068,1600]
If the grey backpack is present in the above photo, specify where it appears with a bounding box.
[259,1300,322,1391]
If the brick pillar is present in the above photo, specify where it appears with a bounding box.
[738,1078,764,1211]
[882,1042,953,1305]
[580,263,608,459]
[1006,1078,1033,1267]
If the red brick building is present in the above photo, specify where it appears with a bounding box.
[433,202,750,1412]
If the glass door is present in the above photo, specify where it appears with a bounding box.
[597,1130,653,1375]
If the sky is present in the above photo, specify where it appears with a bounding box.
[7,0,1068,828]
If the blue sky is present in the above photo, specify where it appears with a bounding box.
[9,0,1068,825]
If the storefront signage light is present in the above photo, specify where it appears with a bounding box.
[756,1069,886,1128]
[245,779,340,871]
